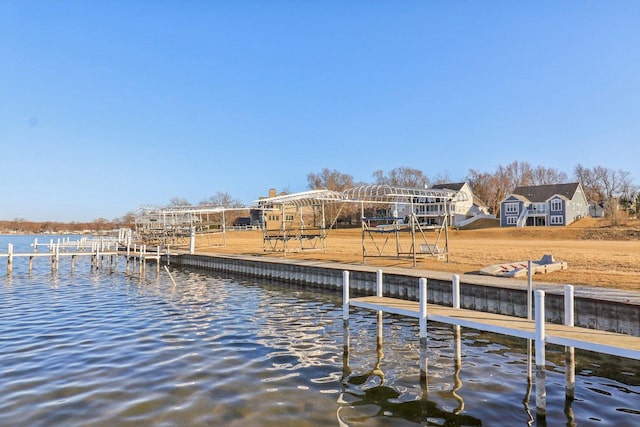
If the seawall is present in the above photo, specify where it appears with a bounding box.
[167,252,640,337]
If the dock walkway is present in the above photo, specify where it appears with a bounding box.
[350,295,640,360]
[342,271,640,417]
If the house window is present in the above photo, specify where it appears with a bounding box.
[551,199,563,212]
[550,215,564,225]
[285,215,294,222]
[268,215,279,221]
[506,216,517,225]
[505,202,519,214]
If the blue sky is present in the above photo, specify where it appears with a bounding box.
[1,1,639,222]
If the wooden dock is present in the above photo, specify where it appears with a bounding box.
[341,270,640,417]
[1,238,165,274]
[349,295,640,360]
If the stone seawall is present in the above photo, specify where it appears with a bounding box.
[166,252,640,337]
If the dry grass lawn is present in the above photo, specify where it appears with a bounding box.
[192,217,640,291]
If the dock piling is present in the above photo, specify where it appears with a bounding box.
[534,290,547,417]
[565,285,576,400]
[528,260,533,320]
[452,274,460,309]
[419,277,428,383]
[376,269,383,297]
[342,271,350,324]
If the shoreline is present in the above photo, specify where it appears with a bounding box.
[186,225,640,291]
[167,251,640,338]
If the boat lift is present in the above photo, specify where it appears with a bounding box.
[343,185,464,266]
[255,185,465,265]
[253,189,346,256]
[134,205,246,250]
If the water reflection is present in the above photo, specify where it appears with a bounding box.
[340,312,481,426]
[338,309,640,427]
[1,237,639,426]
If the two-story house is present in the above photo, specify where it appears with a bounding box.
[500,182,589,227]
[394,182,491,227]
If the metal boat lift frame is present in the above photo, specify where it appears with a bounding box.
[134,205,239,249]
[343,185,462,266]
[254,185,464,265]
[254,189,346,256]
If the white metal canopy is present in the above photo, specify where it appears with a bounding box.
[343,184,461,204]
[135,185,465,262]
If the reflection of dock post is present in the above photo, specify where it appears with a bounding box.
[419,277,428,384]
[451,274,464,413]
[375,270,385,381]
[343,316,351,380]
[535,290,547,418]
[452,323,464,414]
[7,243,13,275]
[374,310,385,381]
[564,285,576,400]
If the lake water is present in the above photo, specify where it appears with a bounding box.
[1,235,639,426]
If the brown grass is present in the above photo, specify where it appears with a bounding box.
[192,218,640,291]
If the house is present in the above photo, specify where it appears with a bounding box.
[589,201,605,218]
[256,188,325,231]
[395,182,492,227]
[500,182,589,227]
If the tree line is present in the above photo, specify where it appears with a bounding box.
[160,161,637,220]
[305,161,638,220]
[4,161,634,231]
[0,217,132,234]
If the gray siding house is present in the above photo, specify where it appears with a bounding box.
[500,182,589,227]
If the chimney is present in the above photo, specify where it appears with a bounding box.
[269,188,276,198]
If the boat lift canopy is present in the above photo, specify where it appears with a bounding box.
[254,185,464,264]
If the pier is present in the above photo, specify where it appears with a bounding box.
[342,269,640,417]
[0,237,166,274]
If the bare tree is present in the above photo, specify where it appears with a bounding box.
[574,164,603,202]
[431,171,453,186]
[466,168,503,214]
[574,164,637,223]
[114,212,136,226]
[307,168,354,191]
[200,191,243,208]
[497,161,535,189]
[372,166,429,188]
[169,197,190,206]
[306,168,356,227]
[531,166,568,185]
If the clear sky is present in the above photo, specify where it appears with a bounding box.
[1,1,639,222]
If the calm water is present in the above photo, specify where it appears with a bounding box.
[1,235,639,426]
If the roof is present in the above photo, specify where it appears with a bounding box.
[473,195,488,207]
[431,182,466,191]
[511,182,581,202]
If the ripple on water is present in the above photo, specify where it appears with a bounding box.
[0,239,639,426]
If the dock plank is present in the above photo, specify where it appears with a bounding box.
[350,295,640,359]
